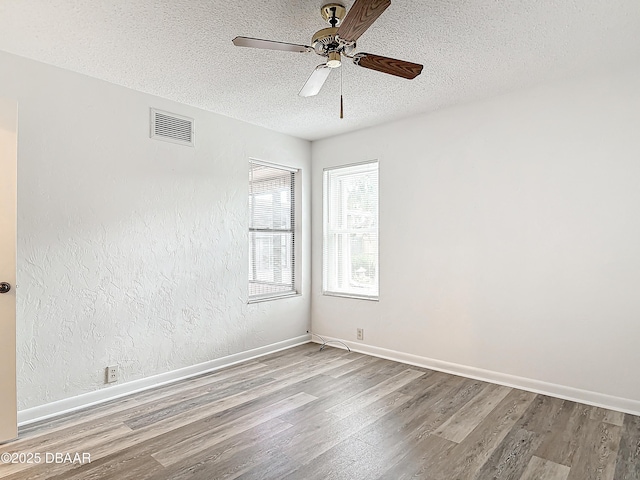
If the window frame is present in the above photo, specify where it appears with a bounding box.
[248,159,301,303]
[322,160,379,301]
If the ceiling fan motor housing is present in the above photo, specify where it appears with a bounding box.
[312,27,339,54]
[312,27,355,57]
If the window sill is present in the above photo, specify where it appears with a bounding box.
[248,292,301,304]
[322,291,379,301]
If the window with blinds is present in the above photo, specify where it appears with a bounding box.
[323,161,379,300]
[249,161,297,301]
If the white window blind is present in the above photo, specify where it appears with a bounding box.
[323,161,379,299]
[249,161,296,300]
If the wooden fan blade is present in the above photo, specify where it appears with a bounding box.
[232,36,311,53]
[353,53,423,79]
[299,65,332,97]
[337,0,391,43]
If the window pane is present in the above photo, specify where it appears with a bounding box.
[349,233,377,287]
[249,165,293,231]
[249,189,292,230]
[248,231,294,297]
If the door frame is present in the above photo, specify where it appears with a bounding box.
[0,97,18,443]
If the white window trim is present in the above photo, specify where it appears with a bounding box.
[248,291,301,304]
[248,159,301,303]
[322,160,379,301]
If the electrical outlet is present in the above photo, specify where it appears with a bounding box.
[357,328,364,341]
[106,365,118,384]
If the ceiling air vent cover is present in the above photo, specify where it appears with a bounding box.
[150,108,194,146]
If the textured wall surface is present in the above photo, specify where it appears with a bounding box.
[1,0,639,140]
[311,65,640,403]
[0,51,311,410]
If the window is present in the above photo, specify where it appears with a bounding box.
[249,161,297,301]
[323,161,379,299]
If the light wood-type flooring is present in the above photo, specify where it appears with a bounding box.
[1,344,639,479]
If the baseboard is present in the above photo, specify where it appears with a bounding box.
[312,335,640,416]
[18,334,311,426]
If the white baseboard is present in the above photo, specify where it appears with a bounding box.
[312,335,640,416]
[18,334,311,426]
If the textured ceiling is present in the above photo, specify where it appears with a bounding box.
[1,0,640,140]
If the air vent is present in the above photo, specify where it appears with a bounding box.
[150,108,194,146]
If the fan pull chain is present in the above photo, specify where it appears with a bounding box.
[340,66,344,119]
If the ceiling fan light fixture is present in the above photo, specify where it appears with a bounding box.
[326,52,342,68]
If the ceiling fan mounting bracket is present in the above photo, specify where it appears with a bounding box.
[320,3,346,27]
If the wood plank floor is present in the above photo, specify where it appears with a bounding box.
[1,344,639,479]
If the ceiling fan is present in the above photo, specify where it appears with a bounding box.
[232,0,423,100]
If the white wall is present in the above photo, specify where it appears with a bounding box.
[0,51,311,410]
[311,66,640,409]
[3,46,639,414]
